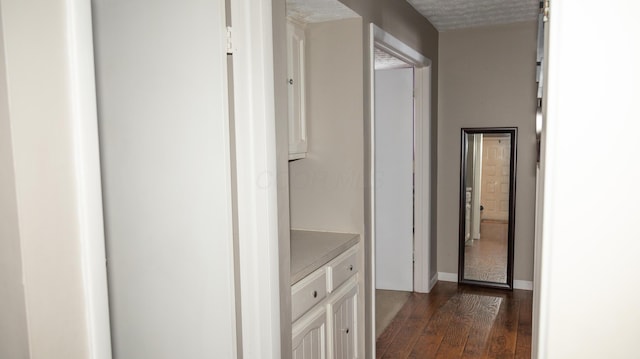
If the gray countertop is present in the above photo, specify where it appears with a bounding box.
[290,230,360,285]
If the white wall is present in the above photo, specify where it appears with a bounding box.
[0,0,111,358]
[0,4,29,357]
[374,68,414,291]
[93,0,237,358]
[537,0,640,357]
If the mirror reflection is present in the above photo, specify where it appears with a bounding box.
[460,128,516,288]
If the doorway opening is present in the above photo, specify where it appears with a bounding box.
[369,24,432,343]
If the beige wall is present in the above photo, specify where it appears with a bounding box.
[289,18,364,235]
[0,5,29,357]
[437,21,538,281]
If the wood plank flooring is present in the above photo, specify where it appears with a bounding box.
[376,282,532,359]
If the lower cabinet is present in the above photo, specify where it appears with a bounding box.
[293,305,327,359]
[328,282,358,359]
[292,276,359,359]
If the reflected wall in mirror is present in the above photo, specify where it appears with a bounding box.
[458,128,517,289]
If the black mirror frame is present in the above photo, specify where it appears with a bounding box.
[458,127,517,290]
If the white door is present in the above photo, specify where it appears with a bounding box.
[328,281,358,359]
[374,68,414,291]
[480,135,511,221]
[287,19,308,159]
[93,0,237,358]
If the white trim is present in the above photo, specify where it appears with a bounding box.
[429,272,439,291]
[66,1,112,357]
[532,13,550,359]
[369,23,433,294]
[413,65,432,294]
[231,0,282,357]
[367,26,376,359]
[514,280,534,291]
[438,272,459,283]
[371,25,431,67]
[369,23,433,356]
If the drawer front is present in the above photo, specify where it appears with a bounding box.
[292,268,327,322]
[328,247,358,292]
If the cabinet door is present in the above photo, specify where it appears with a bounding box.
[328,280,358,359]
[293,305,327,359]
[286,19,307,160]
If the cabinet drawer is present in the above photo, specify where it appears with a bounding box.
[292,268,327,322]
[328,247,358,292]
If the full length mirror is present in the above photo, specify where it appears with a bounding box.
[459,128,517,289]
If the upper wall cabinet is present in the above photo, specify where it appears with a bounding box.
[287,19,308,160]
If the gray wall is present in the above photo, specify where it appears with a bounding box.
[0,7,29,357]
[437,21,538,281]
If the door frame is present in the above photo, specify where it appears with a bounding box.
[368,22,433,352]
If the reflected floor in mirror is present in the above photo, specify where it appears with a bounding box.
[376,282,532,359]
[464,221,508,283]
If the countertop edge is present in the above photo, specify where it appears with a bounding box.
[290,231,360,285]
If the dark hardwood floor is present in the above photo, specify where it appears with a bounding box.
[376,282,532,359]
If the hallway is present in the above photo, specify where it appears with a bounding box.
[376,282,532,358]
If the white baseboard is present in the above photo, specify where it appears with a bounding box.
[437,272,458,282]
[514,280,533,291]
[437,272,533,291]
[429,272,438,291]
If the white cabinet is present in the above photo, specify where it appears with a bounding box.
[293,305,327,359]
[292,245,360,359]
[286,19,308,160]
[328,282,358,359]
[292,267,328,322]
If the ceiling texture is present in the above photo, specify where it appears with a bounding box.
[406,0,540,31]
[284,0,540,68]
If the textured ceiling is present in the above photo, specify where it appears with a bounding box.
[407,0,539,31]
[374,48,412,70]
[286,0,359,23]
